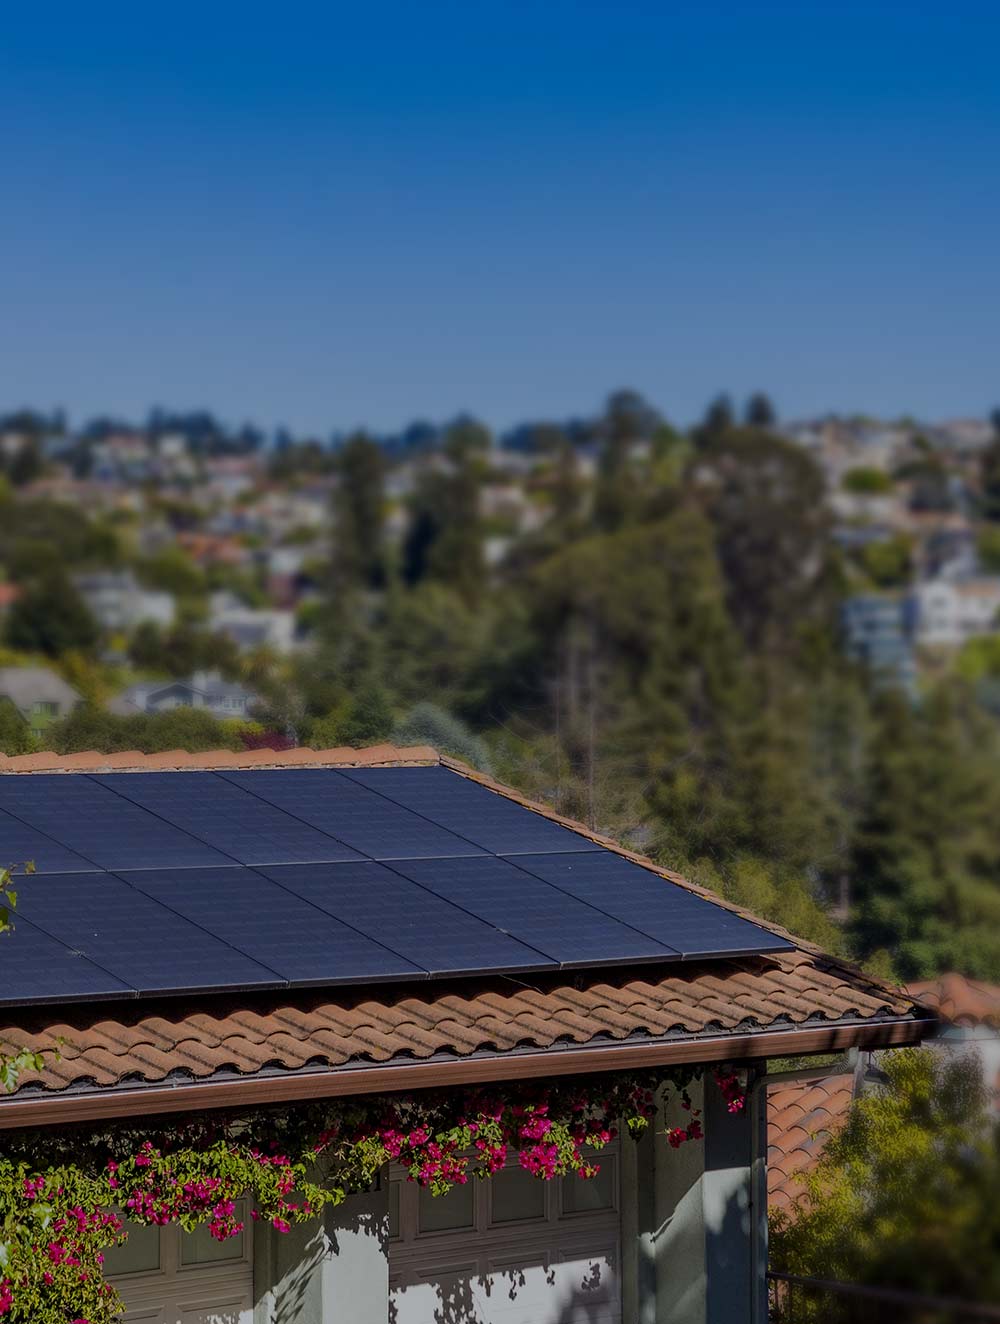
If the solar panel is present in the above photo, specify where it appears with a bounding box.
[391,855,680,967]
[259,862,557,977]
[94,773,364,865]
[122,866,421,985]
[15,873,284,995]
[343,766,603,856]
[222,770,488,861]
[0,914,131,1005]
[0,763,792,1007]
[512,852,795,957]
[0,776,232,872]
[0,805,98,874]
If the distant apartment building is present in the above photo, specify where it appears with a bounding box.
[913,578,1000,647]
[110,670,258,719]
[0,667,81,738]
[73,570,175,632]
[841,594,917,691]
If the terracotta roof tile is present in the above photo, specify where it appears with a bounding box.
[768,1072,855,1212]
[906,973,1000,1029]
[1,948,921,1099]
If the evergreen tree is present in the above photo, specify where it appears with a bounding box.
[744,392,776,428]
[692,427,834,652]
[333,433,386,588]
[850,684,1000,979]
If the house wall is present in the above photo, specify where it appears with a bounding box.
[253,1073,765,1324]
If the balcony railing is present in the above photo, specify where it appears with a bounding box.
[769,1272,1000,1324]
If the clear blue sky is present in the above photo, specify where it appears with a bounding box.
[2,2,998,435]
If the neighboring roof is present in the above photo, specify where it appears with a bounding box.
[0,745,931,1123]
[905,973,1000,1030]
[768,1072,855,1212]
[0,667,80,708]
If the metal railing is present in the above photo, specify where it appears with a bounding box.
[769,1272,1000,1324]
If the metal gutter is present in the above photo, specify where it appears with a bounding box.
[0,1014,928,1131]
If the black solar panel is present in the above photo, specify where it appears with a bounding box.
[122,866,421,985]
[0,914,131,1005]
[512,852,795,957]
[0,764,792,1006]
[94,773,364,865]
[0,806,97,874]
[15,873,284,995]
[343,766,602,856]
[260,862,556,977]
[222,770,487,860]
[391,855,680,967]
[0,776,232,871]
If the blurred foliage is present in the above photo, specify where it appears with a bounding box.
[4,391,1000,981]
[771,1048,1000,1304]
[841,466,893,495]
[45,705,252,754]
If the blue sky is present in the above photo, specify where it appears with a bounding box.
[1,2,998,434]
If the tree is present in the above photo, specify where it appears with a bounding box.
[392,702,492,770]
[0,699,34,755]
[691,428,834,652]
[692,392,735,448]
[980,430,1000,522]
[771,1048,1000,1305]
[744,392,776,428]
[592,391,659,531]
[850,683,1000,980]
[5,574,99,657]
[402,454,485,599]
[842,466,892,495]
[332,432,386,589]
[7,439,44,487]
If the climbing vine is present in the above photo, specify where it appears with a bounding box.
[0,1065,743,1322]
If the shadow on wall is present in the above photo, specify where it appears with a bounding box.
[390,1257,617,1324]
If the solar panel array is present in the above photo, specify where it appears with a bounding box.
[0,767,792,1006]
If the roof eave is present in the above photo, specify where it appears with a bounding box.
[0,1013,931,1131]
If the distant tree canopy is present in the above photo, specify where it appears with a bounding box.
[691,428,834,651]
[850,685,1000,980]
[6,574,99,658]
[842,466,893,495]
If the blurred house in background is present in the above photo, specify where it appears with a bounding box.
[110,670,258,718]
[208,591,297,653]
[0,666,81,739]
[73,570,175,632]
[841,593,917,691]
[913,578,1000,647]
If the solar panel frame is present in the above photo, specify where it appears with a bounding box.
[0,776,233,872]
[390,855,682,967]
[94,773,365,865]
[0,805,99,874]
[121,866,424,986]
[0,912,132,1006]
[15,873,287,996]
[259,861,559,978]
[221,769,490,861]
[510,852,795,958]
[342,765,604,856]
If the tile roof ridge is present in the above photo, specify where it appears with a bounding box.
[0,745,442,774]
